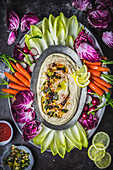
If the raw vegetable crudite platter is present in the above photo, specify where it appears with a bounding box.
[5,12,111,158]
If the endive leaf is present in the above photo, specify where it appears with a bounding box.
[55,131,66,148]
[41,130,55,153]
[65,136,74,153]
[59,12,67,38]
[43,29,54,46]
[76,121,88,148]
[33,125,51,145]
[77,25,84,35]
[53,16,60,44]
[57,27,66,45]
[49,14,55,41]
[31,25,42,37]
[64,128,82,150]
[50,136,57,156]
[25,34,42,54]
[66,35,74,49]
[70,123,81,142]
[67,15,79,39]
[36,37,48,51]
[42,17,49,34]
[55,133,66,158]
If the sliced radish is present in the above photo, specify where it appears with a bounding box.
[29,47,39,56]
[86,94,92,104]
[29,63,36,72]
[20,62,27,69]
[33,54,40,61]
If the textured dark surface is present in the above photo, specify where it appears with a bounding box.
[0,0,113,170]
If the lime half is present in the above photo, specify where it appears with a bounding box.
[92,132,110,150]
[94,152,112,169]
[88,143,105,161]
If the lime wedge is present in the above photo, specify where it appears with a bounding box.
[88,144,105,161]
[94,152,112,169]
[50,136,57,156]
[92,132,110,150]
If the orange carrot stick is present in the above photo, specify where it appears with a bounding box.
[86,65,110,72]
[88,68,101,77]
[16,63,31,82]
[89,81,104,96]
[84,60,101,66]
[101,56,107,60]
[1,88,19,95]
[90,79,110,93]
[14,72,30,88]
[4,72,26,87]
[9,61,21,73]
[91,76,112,88]
[8,82,30,91]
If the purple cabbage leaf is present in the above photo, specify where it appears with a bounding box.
[21,12,39,33]
[102,31,113,49]
[74,29,94,49]
[72,0,92,11]
[22,120,42,141]
[7,8,20,31]
[95,0,113,11]
[87,9,111,29]
[7,29,17,45]
[76,43,101,62]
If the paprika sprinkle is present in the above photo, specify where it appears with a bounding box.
[0,122,11,142]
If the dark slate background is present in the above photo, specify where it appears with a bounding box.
[0,0,113,170]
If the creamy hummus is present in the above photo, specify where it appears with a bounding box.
[37,53,81,125]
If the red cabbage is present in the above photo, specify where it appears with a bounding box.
[7,29,17,45]
[95,0,113,10]
[7,8,20,31]
[72,0,92,11]
[13,44,24,61]
[21,12,39,33]
[12,107,35,124]
[77,43,101,62]
[74,29,94,49]
[102,31,113,49]
[22,120,42,141]
[87,9,111,29]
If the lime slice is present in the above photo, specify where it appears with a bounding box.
[92,132,110,150]
[94,152,111,169]
[78,72,90,84]
[88,144,105,161]
[76,65,87,78]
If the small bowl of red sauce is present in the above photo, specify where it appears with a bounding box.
[0,120,13,145]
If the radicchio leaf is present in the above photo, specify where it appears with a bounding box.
[13,43,24,61]
[22,120,42,141]
[87,9,111,29]
[77,43,101,62]
[7,29,17,45]
[72,0,92,11]
[21,12,39,33]
[7,8,20,31]
[102,31,113,48]
[95,0,113,10]
[74,29,94,49]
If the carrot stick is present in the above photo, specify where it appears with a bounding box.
[89,81,104,96]
[1,88,19,95]
[9,61,21,73]
[90,79,110,93]
[88,68,101,77]
[16,63,31,82]
[84,60,101,66]
[4,72,26,87]
[91,75,112,88]
[8,82,30,91]
[86,64,110,72]
[101,56,107,60]
[14,72,30,88]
